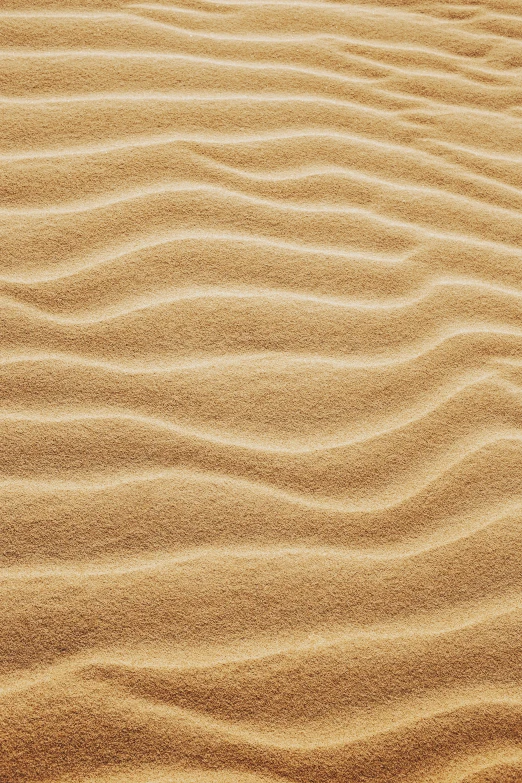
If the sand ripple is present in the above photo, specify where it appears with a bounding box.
[1,0,522,781]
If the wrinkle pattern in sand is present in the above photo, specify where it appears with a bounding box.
[2,0,522,781]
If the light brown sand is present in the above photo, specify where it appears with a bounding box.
[1,0,522,781]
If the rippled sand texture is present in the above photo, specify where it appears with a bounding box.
[3,0,522,781]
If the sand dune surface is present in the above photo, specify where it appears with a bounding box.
[2,0,522,781]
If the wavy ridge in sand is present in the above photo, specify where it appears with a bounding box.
[2,0,522,781]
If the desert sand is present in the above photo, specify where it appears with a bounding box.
[1,0,522,781]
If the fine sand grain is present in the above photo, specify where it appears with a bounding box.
[2,1,522,781]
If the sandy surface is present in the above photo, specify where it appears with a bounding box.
[1,0,522,781]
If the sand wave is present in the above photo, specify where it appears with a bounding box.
[2,0,522,781]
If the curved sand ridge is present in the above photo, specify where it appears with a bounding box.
[2,1,522,781]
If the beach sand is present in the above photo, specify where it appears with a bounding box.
[1,0,522,780]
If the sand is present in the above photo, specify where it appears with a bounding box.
[1,0,522,781]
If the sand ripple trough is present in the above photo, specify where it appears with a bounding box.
[1,1,522,781]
